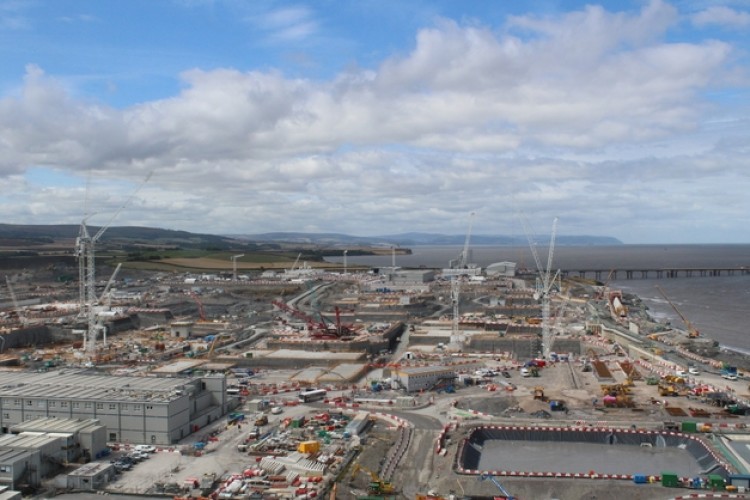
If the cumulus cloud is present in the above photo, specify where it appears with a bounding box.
[692,6,750,28]
[0,1,747,242]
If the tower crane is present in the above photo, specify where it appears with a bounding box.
[447,212,475,349]
[77,171,152,360]
[521,215,560,359]
[655,285,699,338]
[230,254,244,281]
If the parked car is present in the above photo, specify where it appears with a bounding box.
[134,444,156,453]
[113,460,132,471]
[501,371,511,378]
[688,367,700,375]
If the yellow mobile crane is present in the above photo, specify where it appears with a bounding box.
[655,285,699,338]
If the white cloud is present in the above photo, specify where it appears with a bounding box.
[692,6,750,28]
[247,5,319,43]
[0,1,746,242]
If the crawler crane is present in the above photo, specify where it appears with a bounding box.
[655,285,699,338]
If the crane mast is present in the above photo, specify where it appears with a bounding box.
[459,211,475,268]
[522,215,560,359]
[77,171,152,362]
[447,211,475,349]
[231,254,245,281]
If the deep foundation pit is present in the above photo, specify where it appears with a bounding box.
[457,425,732,481]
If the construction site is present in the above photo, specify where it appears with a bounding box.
[0,218,748,500]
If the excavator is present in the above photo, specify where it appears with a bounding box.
[349,463,396,495]
[655,285,699,338]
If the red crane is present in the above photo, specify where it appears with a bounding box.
[188,292,206,322]
[273,300,354,339]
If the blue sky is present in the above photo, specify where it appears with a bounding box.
[1,0,749,243]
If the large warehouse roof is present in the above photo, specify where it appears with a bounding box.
[0,369,200,402]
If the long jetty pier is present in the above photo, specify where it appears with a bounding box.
[561,267,750,280]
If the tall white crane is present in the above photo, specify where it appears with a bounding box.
[77,172,152,361]
[449,212,475,269]
[94,263,122,347]
[230,254,245,281]
[449,277,462,348]
[522,216,560,359]
[447,211,475,349]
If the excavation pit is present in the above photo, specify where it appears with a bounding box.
[457,425,731,480]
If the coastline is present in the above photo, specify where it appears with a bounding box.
[619,289,750,373]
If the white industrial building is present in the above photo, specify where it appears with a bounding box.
[66,461,117,491]
[0,416,108,490]
[9,417,108,461]
[364,269,436,293]
[169,320,194,338]
[485,261,516,277]
[441,267,482,279]
[0,370,228,445]
[390,365,456,393]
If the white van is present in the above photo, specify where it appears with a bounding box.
[520,367,530,378]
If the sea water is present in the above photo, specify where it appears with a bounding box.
[329,244,750,352]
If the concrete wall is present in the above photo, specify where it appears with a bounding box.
[467,336,542,359]
[0,326,52,349]
[550,338,583,356]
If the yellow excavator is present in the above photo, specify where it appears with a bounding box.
[349,463,396,495]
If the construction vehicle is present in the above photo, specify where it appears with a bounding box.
[203,333,231,359]
[349,463,396,495]
[601,384,630,396]
[272,300,355,339]
[655,285,699,338]
[188,291,208,322]
[721,365,739,380]
[659,383,679,397]
[533,386,546,401]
